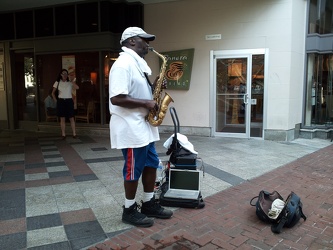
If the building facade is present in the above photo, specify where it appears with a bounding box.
[0,0,332,141]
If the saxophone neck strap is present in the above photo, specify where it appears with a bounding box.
[144,73,154,93]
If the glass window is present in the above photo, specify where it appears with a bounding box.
[16,11,34,39]
[55,5,75,35]
[127,4,143,28]
[101,2,143,33]
[305,53,333,126]
[77,2,99,33]
[35,8,54,37]
[110,2,127,33]
[308,0,333,34]
[0,13,14,40]
[100,1,110,32]
[100,1,143,33]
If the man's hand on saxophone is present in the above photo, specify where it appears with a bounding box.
[148,100,159,112]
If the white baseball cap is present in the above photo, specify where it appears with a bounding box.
[120,27,155,45]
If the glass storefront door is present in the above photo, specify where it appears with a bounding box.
[12,51,37,124]
[305,53,333,126]
[211,49,265,138]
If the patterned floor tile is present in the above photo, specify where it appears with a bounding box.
[43,154,62,159]
[70,234,107,250]
[56,198,90,213]
[41,148,59,153]
[73,174,98,182]
[65,221,105,239]
[25,163,46,169]
[1,170,25,183]
[0,206,26,221]
[60,208,96,225]
[0,218,26,236]
[44,161,67,167]
[27,213,62,231]
[6,148,25,154]
[27,241,71,250]
[5,160,24,166]
[4,164,25,171]
[25,186,58,217]
[0,154,25,162]
[26,226,67,248]
[42,151,59,157]
[48,171,71,178]
[0,232,26,249]
[87,192,117,205]
[46,166,69,173]
[0,189,25,220]
[26,203,59,217]
[25,168,47,175]
[25,173,49,181]
[43,158,64,163]
[85,156,123,163]
[49,176,74,184]
[91,147,108,151]
[0,181,25,191]
[25,179,51,188]
[98,216,129,234]
[64,220,106,249]
[90,203,122,221]
[77,181,110,197]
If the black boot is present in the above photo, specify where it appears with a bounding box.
[141,197,173,219]
[122,202,154,227]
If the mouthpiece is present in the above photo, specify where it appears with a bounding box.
[148,47,154,51]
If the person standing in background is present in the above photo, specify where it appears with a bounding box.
[52,69,79,139]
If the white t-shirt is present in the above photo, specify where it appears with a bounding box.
[109,51,159,149]
[53,80,73,99]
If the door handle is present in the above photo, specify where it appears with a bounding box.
[243,93,248,105]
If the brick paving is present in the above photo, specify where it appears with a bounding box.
[88,144,333,250]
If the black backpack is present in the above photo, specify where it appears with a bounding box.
[250,190,307,234]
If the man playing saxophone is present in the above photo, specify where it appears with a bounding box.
[109,27,173,227]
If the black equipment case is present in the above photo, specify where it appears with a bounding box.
[157,107,205,209]
[167,107,197,169]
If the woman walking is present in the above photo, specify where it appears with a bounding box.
[52,69,79,139]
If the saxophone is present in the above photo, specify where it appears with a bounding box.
[146,47,174,126]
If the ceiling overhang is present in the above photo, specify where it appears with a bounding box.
[0,0,180,12]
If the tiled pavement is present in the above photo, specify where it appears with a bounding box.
[0,129,332,250]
